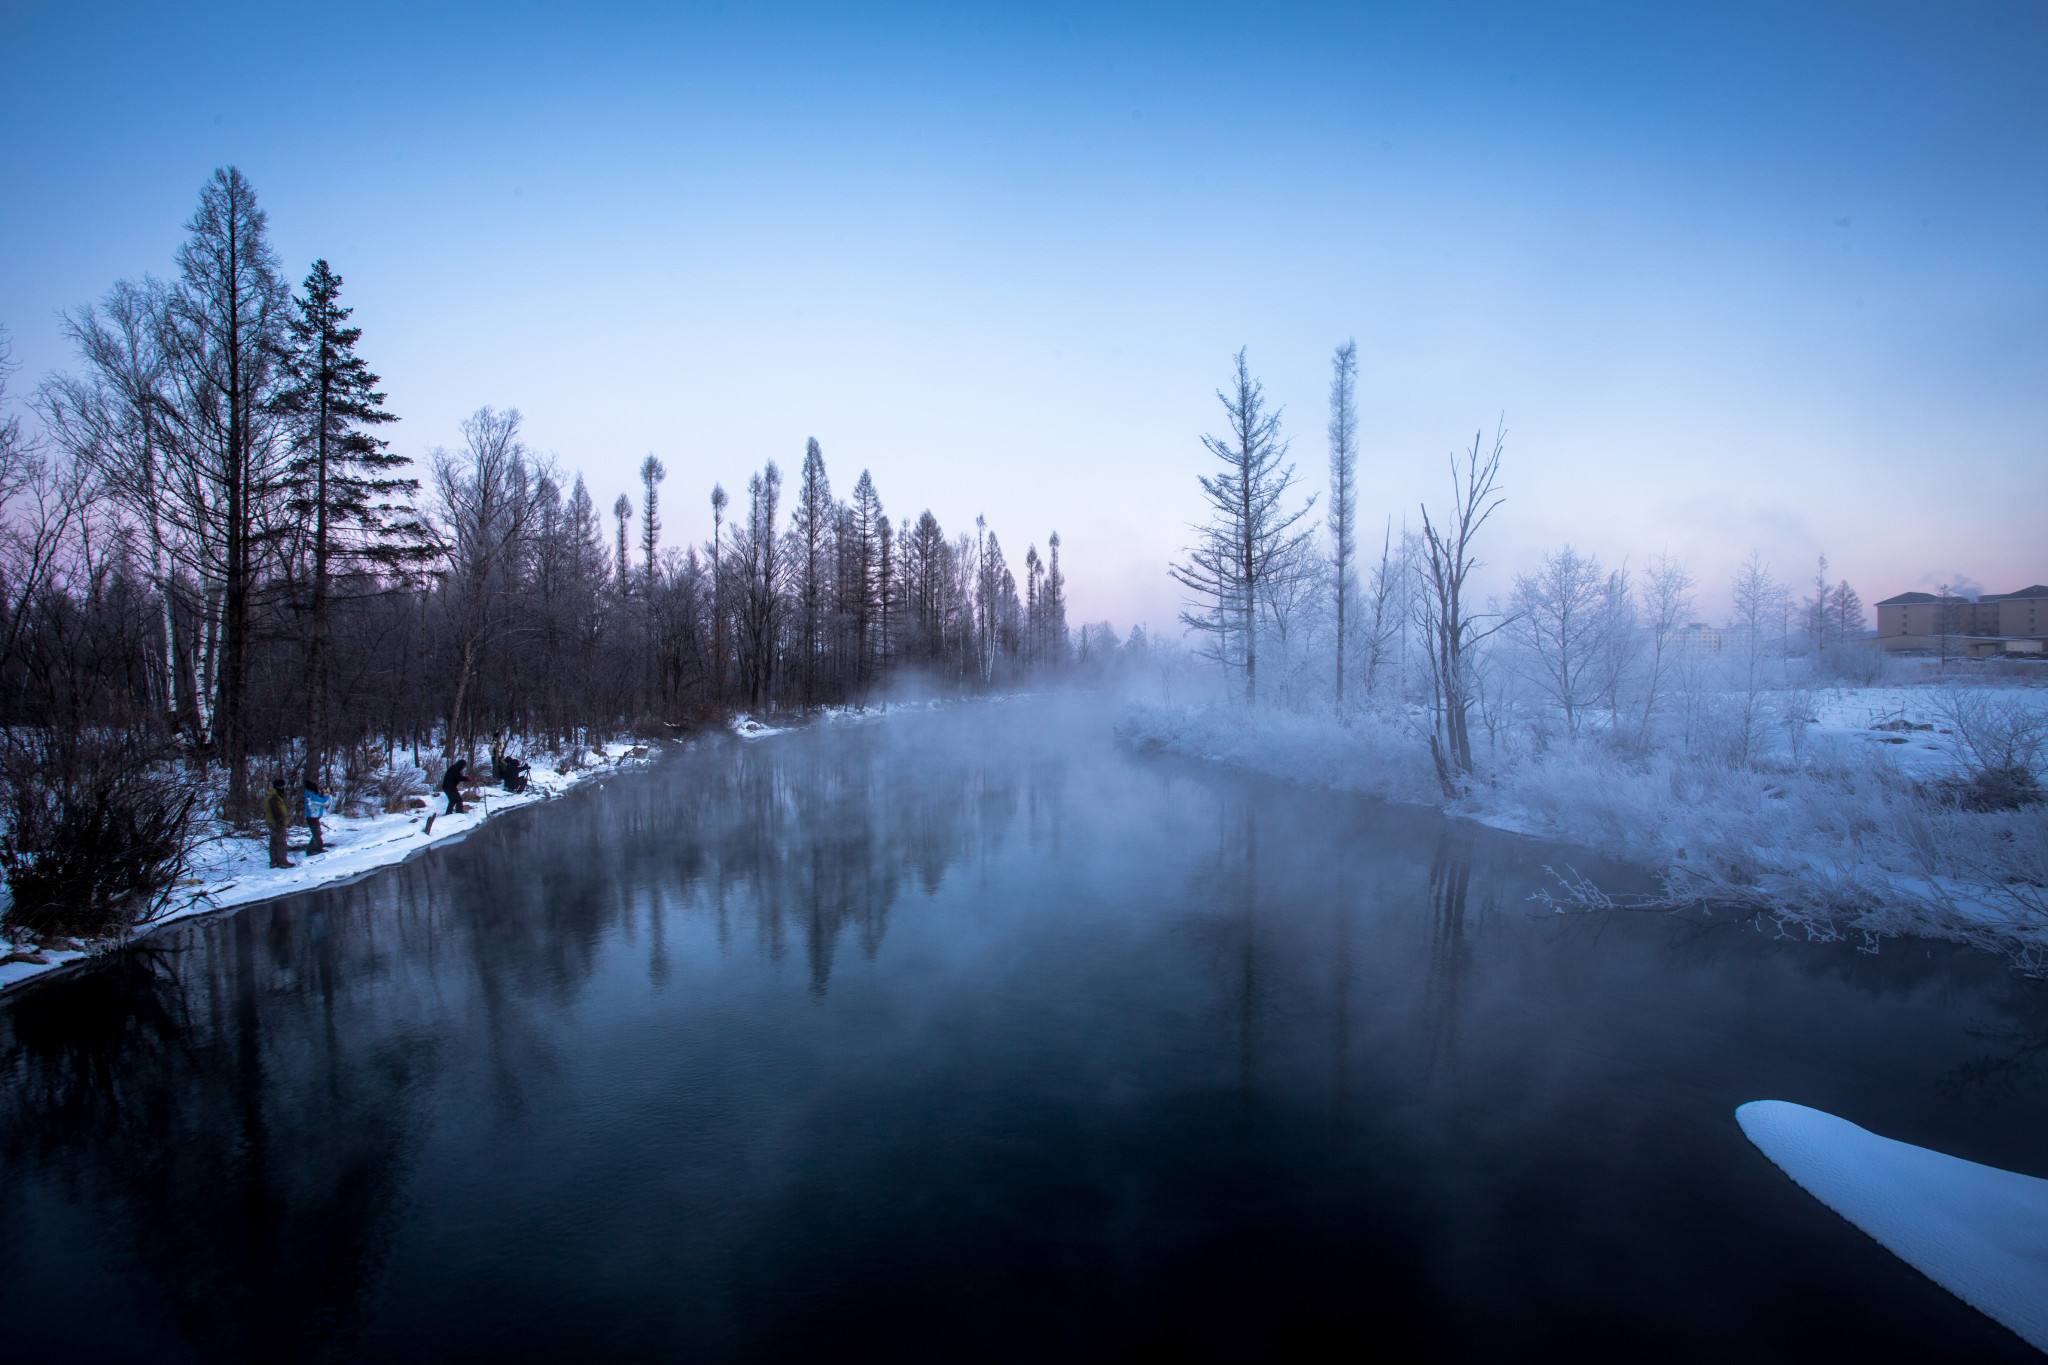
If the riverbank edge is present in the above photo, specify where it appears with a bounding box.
[1113,700,2048,973]
[0,739,668,998]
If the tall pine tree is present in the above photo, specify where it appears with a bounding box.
[274,259,427,770]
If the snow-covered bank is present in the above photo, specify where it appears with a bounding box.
[728,694,1038,741]
[1737,1100,2048,1353]
[1116,693,2048,969]
[0,741,660,995]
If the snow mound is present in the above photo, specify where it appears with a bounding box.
[1736,1099,2048,1351]
[730,714,791,740]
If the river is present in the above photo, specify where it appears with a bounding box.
[2,698,2043,1361]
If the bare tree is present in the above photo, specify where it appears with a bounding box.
[1729,551,1777,766]
[1635,554,1695,747]
[1170,348,1316,706]
[155,167,291,811]
[37,282,197,736]
[1359,521,1401,700]
[1508,544,1610,737]
[0,330,89,686]
[432,406,542,756]
[733,460,783,708]
[709,482,728,702]
[1414,425,1508,795]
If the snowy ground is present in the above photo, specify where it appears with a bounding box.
[0,740,660,995]
[1737,1100,2048,1352]
[1117,677,2048,966]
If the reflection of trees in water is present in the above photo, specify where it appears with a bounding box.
[0,727,1051,1354]
[0,881,438,1359]
[1418,834,1478,1084]
[631,729,1042,995]
[1941,986,2048,1098]
[1186,796,1267,1098]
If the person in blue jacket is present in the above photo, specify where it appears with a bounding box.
[303,765,328,855]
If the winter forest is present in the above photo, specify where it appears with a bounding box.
[1141,336,2045,972]
[5,4,2048,1356]
[0,168,1093,943]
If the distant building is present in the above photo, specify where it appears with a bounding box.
[1874,584,2048,655]
[1673,622,1724,655]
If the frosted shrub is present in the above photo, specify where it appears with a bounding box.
[1934,689,2048,810]
[1814,644,1890,686]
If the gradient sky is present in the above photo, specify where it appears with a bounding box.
[4,1,2044,628]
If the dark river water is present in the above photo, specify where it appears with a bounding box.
[3,699,2045,1362]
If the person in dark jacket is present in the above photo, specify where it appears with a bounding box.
[302,765,327,854]
[493,737,528,793]
[264,776,293,869]
[442,758,468,815]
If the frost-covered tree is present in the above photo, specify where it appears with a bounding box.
[1415,425,1507,793]
[1327,338,1358,707]
[1635,554,1695,747]
[1729,551,1778,766]
[1803,554,1831,653]
[1509,545,1614,738]
[1170,349,1315,705]
[1041,531,1069,666]
[1828,580,1865,642]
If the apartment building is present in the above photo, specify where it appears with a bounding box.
[1874,584,2048,654]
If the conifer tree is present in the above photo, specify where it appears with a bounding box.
[274,259,426,769]
[638,454,665,592]
[1043,531,1069,665]
[849,469,883,687]
[613,493,632,591]
[790,438,833,707]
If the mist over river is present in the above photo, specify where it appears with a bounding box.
[3,699,2043,1362]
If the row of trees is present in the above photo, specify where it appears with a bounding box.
[0,166,1079,839]
[1171,343,1889,794]
[1171,343,1508,793]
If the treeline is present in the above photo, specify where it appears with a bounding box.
[0,166,1076,824]
[1170,344,1888,793]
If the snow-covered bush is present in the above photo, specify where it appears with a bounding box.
[1116,701,1440,806]
[1811,644,1891,686]
[1933,689,2047,810]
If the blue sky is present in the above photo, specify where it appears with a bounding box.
[4,1,2044,626]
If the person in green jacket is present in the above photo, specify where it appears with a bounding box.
[264,776,293,869]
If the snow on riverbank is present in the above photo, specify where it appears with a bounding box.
[0,741,660,995]
[1116,685,2048,966]
[1737,1100,2048,1353]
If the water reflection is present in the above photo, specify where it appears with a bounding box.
[0,703,2044,1363]
[1420,834,1475,1085]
